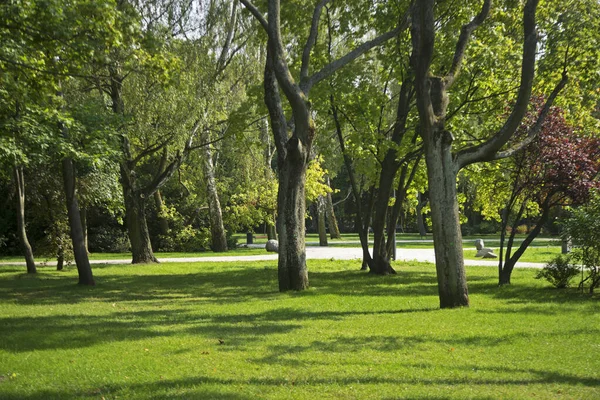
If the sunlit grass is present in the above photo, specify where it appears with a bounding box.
[464,246,563,264]
[0,260,598,399]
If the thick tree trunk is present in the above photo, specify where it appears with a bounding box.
[276,138,310,291]
[425,136,469,308]
[122,177,158,264]
[203,144,227,252]
[62,158,95,285]
[13,165,36,274]
[317,196,328,246]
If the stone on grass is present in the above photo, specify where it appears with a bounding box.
[265,239,279,253]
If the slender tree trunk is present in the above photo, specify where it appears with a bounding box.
[499,202,551,285]
[416,192,427,237]
[330,93,373,270]
[80,206,89,254]
[317,196,328,246]
[325,178,341,239]
[203,143,227,252]
[425,135,469,308]
[13,165,36,274]
[372,166,398,275]
[62,158,95,285]
[56,243,64,271]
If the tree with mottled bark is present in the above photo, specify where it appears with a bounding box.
[410,0,568,308]
[240,0,409,291]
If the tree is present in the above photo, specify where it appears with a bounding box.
[496,103,600,285]
[410,0,568,308]
[563,190,600,293]
[240,0,409,291]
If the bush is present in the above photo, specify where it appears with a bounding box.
[535,254,580,288]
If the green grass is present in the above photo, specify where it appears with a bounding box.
[0,260,598,399]
[464,246,563,264]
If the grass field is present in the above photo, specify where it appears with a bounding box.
[0,260,598,399]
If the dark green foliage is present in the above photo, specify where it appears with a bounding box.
[562,191,600,293]
[535,254,580,288]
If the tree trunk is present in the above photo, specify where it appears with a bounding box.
[425,136,469,308]
[325,178,341,239]
[317,196,328,246]
[203,143,227,252]
[62,158,95,285]
[276,138,310,291]
[80,206,89,254]
[153,190,170,237]
[371,166,397,275]
[13,165,36,274]
[499,202,551,285]
[122,176,158,263]
[56,243,64,271]
[416,192,427,237]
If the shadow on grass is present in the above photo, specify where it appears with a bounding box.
[0,261,596,355]
[2,364,598,400]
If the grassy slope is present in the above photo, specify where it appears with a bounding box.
[0,260,598,399]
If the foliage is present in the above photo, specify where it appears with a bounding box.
[562,190,600,293]
[535,254,580,288]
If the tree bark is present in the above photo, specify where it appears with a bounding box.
[425,134,469,308]
[153,190,170,237]
[13,165,36,274]
[80,206,89,254]
[275,136,310,290]
[499,200,551,285]
[324,178,341,239]
[122,182,158,264]
[317,195,328,246]
[62,158,95,285]
[416,192,428,237]
[203,141,228,252]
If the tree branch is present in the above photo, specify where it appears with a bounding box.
[445,0,491,88]
[300,0,332,83]
[454,0,542,170]
[305,9,410,93]
[238,0,268,31]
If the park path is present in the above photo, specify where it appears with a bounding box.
[0,246,546,269]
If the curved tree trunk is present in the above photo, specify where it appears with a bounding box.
[499,201,551,285]
[14,165,36,274]
[203,143,227,252]
[62,158,95,285]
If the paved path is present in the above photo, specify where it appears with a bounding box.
[1,246,545,269]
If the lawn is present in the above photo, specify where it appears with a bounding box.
[464,246,563,264]
[0,260,598,399]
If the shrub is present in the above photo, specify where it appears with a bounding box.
[562,190,600,293]
[535,254,580,288]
